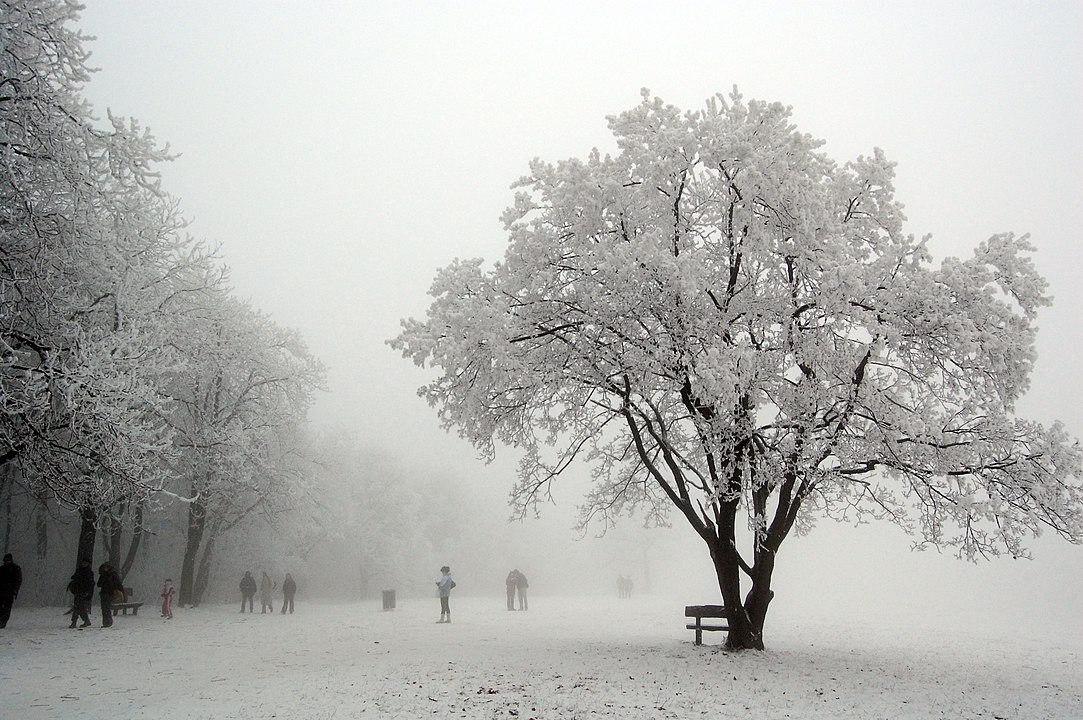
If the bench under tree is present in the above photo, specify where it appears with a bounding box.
[685,605,729,646]
[113,586,144,616]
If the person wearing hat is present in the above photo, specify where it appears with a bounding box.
[0,553,22,628]
[435,565,456,623]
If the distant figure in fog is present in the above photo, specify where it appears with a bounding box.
[260,571,276,614]
[281,573,296,614]
[239,571,257,612]
[160,578,175,619]
[97,562,122,628]
[617,575,633,599]
[515,570,529,611]
[0,553,23,628]
[69,558,94,628]
[505,569,520,611]
[435,565,455,623]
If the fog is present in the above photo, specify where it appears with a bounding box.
[67,1,1083,632]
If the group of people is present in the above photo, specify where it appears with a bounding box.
[617,574,634,599]
[239,570,297,613]
[0,556,552,629]
[504,568,529,611]
[67,558,123,628]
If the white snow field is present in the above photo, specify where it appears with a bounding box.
[1,594,1080,719]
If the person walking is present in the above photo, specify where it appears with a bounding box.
[280,573,296,614]
[69,558,94,628]
[97,562,122,628]
[259,571,276,614]
[160,578,175,619]
[435,565,455,623]
[239,571,256,612]
[0,553,23,628]
[515,570,529,611]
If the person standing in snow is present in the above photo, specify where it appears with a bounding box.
[96,562,122,628]
[160,578,175,619]
[239,571,257,612]
[259,571,276,614]
[68,558,94,628]
[505,569,519,611]
[435,565,455,623]
[515,570,529,611]
[0,553,23,628]
[280,573,296,614]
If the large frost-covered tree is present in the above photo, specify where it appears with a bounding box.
[393,90,1083,650]
[1,0,224,543]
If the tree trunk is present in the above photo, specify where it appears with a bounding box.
[179,497,206,607]
[76,505,97,566]
[709,501,767,651]
[192,532,217,606]
[104,511,122,569]
[1,468,10,555]
[119,503,144,580]
[35,499,48,559]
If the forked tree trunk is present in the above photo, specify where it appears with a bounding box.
[707,501,770,650]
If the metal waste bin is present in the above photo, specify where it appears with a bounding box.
[382,589,396,610]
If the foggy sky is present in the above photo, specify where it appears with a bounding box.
[74,1,1083,630]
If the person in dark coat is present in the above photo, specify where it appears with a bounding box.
[97,562,122,628]
[0,553,23,628]
[239,571,256,612]
[514,570,529,611]
[505,569,519,611]
[280,573,296,614]
[69,558,95,629]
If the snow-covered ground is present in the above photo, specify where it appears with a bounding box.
[1,594,1080,719]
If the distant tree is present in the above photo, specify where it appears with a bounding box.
[392,90,1083,649]
[303,429,453,598]
[165,294,325,606]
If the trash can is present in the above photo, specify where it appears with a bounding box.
[382,589,396,611]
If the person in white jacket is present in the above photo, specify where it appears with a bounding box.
[259,571,276,614]
[435,566,455,623]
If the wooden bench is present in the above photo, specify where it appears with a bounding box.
[685,604,729,645]
[113,586,144,616]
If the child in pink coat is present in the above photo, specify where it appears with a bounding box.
[160,578,175,619]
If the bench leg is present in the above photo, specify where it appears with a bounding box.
[696,620,703,646]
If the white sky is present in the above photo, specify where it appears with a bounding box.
[75,1,1083,627]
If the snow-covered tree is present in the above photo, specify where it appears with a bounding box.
[392,89,1083,649]
[1,0,224,548]
[164,293,325,606]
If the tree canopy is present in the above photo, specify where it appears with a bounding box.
[393,89,1083,649]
